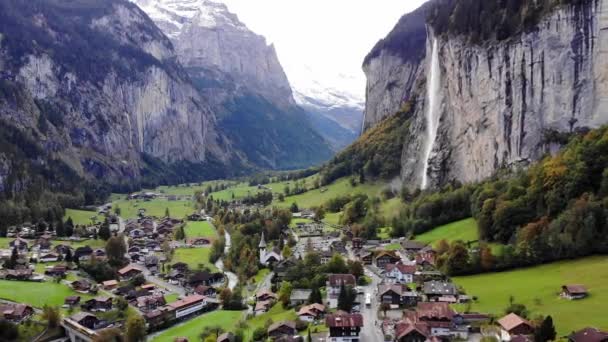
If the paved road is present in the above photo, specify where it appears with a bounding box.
[360,267,384,342]
[213,223,238,290]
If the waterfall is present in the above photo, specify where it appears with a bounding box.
[421,38,441,190]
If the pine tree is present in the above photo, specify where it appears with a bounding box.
[308,287,323,305]
[534,316,556,342]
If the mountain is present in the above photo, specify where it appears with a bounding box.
[359,0,608,189]
[131,0,333,169]
[0,0,244,216]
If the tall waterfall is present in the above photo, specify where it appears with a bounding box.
[421,39,441,190]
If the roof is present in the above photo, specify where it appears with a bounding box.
[563,284,588,294]
[423,281,458,295]
[401,240,427,250]
[254,300,272,312]
[118,264,142,276]
[298,304,325,317]
[168,295,205,310]
[416,302,455,320]
[378,284,409,296]
[376,250,400,260]
[256,290,277,299]
[290,289,312,301]
[498,313,532,332]
[69,311,98,323]
[268,320,296,333]
[259,232,267,248]
[569,327,608,342]
[325,313,363,328]
[102,280,118,286]
[395,322,430,340]
[327,274,356,287]
[217,332,235,342]
[386,263,416,274]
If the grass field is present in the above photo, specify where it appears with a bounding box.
[64,208,101,225]
[173,248,218,272]
[164,293,180,304]
[244,304,297,340]
[0,280,94,308]
[112,199,195,219]
[378,197,402,220]
[415,218,478,246]
[0,237,105,250]
[324,212,342,225]
[151,310,244,342]
[184,221,217,239]
[453,256,608,336]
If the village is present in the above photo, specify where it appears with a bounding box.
[0,186,604,342]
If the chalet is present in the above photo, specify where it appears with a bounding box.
[256,290,277,302]
[144,307,175,330]
[330,240,347,254]
[168,295,207,319]
[290,289,312,306]
[45,265,68,277]
[102,280,119,290]
[274,258,297,281]
[416,302,456,337]
[395,320,431,342]
[136,295,166,311]
[0,303,33,322]
[194,285,217,297]
[375,251,401,269]
[378,284,418,307]
[497,313,534,341]
[167,270,186,283]
[63,312,111,342]
[297,303,325,322]
[188,237,212,246]
[268,321,297,339]
[352,238,364,249]
[188,271,224,287]
[385,263,416,284]
[128,246,141,254]
[54,244,73,256]
[64,296,81,307]
[254,300,273,315]
[416,247,437,267]
[172,262,189,272]
[401,240,427,254]
[82,297,113,312]
[326,313,363,342]
[9,238,29,251]
[569,328,608,342]
[118,264,143,280]
[188,213,204,221]
[422,281,458,302]
[320,250,334,265]
[74,246,93,261]
[360,251,373,265]
[71,279,92,293]
[39,252,59,263]
[145,255,160,273]
[93,249,106,259]
[34,238,52,252]
[561,284,588,300]
[217,332,235,342]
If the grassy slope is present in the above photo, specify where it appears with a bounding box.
[184,221,217,239]
[415,218,478,246]
[64,208,100,225]
[453,256,608,336]
[244,304,297,340]
[0,238,105,249]
[151,310,244,342]
[112,199,194,219]
[0,280,94,308]
[173,248,217,272]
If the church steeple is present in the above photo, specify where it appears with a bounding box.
[259,232,267,249]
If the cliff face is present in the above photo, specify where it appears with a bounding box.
[364,0,608,189]
[0,0,236,194]
[132,0,332,168]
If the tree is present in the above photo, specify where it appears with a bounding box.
[220,288,233,308]
[278,281,294,307]
[348,260,364,279]
[65,217,74,237]
[308,286,323,304]
[282,245,292,259]
[535,316,556,342]
[125,313,147,342]
[114,206,121,216]
[479,244,495,270]
[314,206,325,222]
[165,207,170,218]
[65,248,73,263]
[505,298,529,319]
[290,202,299,213]
[105,235,127,267]
[3,247,18,270]
[116,297,129,312]
[252,327,267,341]
[307,329,312,342]
[174,225,186,240]
[41,305,61,328]
[98,220,111,241]
[0,320,19,341]
[337,283,356,312]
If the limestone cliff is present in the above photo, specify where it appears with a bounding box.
[363,0,608,189]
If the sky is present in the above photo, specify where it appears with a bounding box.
[220,0,427,101]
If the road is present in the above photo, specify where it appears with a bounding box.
[360,267,384,342]
[213,223,238,290]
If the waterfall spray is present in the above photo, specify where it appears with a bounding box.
[421,38,441,190]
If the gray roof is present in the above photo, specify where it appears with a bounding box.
[290,289,312,301]
[423,281,458,296]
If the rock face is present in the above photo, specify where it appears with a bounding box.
[132,0,332,168]
[364,0,608,189]
[0,0,236,193]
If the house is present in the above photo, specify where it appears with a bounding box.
[290,289,312,306]
[39,252,60,262]
[102,280,119,290]
[256,290,277,302]
[144,307,175,331]
[268,321,297,339]
[2,268,33,281]
[422,281,458,302]
[82,297,113,312]
[325,313,363,342]
[71,279,92,293]
[145,255,160,273]
[168,295,207,319]
[54,244,73,256]
[352,238,364,249]
[188,237,212,246]
[9,238,29,251]
[320,250,334,264]
[395,321,431,342]
[297,303,325,322]
[497,313,534,341]
[385,263,416,284]
[378,284,418,307]
[569,327,608,342]
[561,284,588,300]
[64,296,81,307]
[401,240,427,254]
[360,251,373,265]
[93,249,106,259]
[375,251,401,269]
[188,213,204,221]
[217,332,235,342]
[327,274,357,308]
[188,271,224,287]
[274,258,297,281]
[416,302,456,336]
[172,262,189,272]
[136,295,167,311]
[74,246,93,261]
[416,247,437,267]
[194,285,217,297]
[118,264,143,280]
[0,303,34,322]
[254,300,273,315]
[45,265,68,277]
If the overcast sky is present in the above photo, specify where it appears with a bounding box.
[221,0,427,100]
